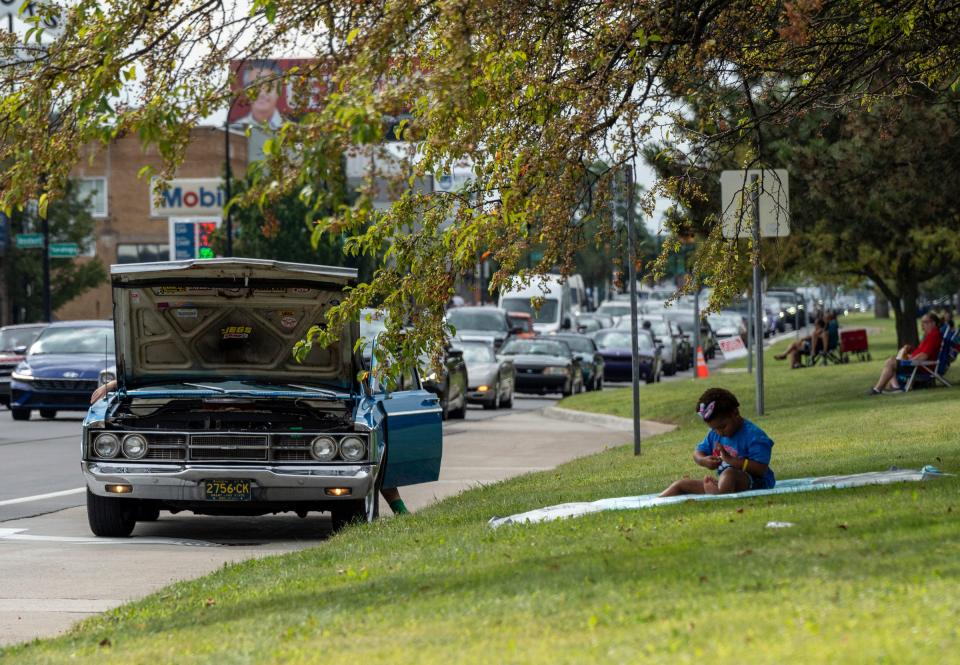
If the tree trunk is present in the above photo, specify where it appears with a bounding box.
[874,289,890,318]
[893,271,920,348]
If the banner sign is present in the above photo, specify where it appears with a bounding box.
[228,59,332,129]
[718,336,749,360]
[151,178,225,217]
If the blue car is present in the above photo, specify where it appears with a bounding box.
[82,258,442,537]
[9,321,114,421]
[593,328,662,384]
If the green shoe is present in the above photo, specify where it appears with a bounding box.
[388,499,410,515]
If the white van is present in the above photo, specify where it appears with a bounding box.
[566,274,588,314]
[499,275,573,334]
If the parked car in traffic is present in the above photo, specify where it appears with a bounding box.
[708,312,748,345]
[658,309,718,360]
[445,306,515,351]
[595,300,635,324]
[615,316,681,375]
[549,333,605,391]
[420,345,468,420]
[82,258,444,537]
[593,328,661,384]
[455,339,515,409]
[10,321,114,420]
[498,337,583,396]
[0,323,46,409]
[573,314,603,334]
[499,275,575,334]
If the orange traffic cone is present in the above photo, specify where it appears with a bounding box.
[696,346,710,378]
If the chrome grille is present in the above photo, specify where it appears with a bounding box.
[272,435,313,462]
[145,447,186,460]
[32,378,98,391]
[189,434,268,461]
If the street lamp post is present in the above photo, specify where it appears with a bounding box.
[223,118,234,257]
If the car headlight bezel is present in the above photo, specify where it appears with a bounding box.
[93,433,121,458]
[310,435,338,462]
[543,366,569,376]
[11,369,33,381]
[339,435,367,462]
[121,434,148,460]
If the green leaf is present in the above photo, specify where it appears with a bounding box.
[346,28,360,45]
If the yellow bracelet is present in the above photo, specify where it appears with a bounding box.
[742,457,749,472]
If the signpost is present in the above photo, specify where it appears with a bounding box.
[168,218,221,260]
[623,165,642,457]
[720,169,790,416]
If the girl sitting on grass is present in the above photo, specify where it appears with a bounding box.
[659,387,776,496]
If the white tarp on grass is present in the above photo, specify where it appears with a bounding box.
[488,466,948,528]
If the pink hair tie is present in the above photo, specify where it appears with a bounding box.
[698,401,716,421]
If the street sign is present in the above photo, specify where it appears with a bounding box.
[15,233,44,249]
[49,242,79,258]
[720,169,790,238]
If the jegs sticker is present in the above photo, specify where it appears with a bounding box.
[221,325,252,340]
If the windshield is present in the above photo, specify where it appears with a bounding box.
[553,336,594,352]
[505,314,533,332]
[595,330,654,351]
[459,342,496,363]
[446,310,508,332]
[0,327,44,352]
[31,326,114,355]
[500,339,569,357]
[709,315,741,329]
[499,298,559,324]
[597,302,633,317]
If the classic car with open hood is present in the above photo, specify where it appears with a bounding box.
[83,259,442,537]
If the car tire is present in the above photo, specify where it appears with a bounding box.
[11,409,30,421]
[86,489,137,537]
[562,377,573,397]
[449,392,467,419]
[137,503,161,522]
[595,377,603,391]
[330,499,367,532]
[39,409,57,419]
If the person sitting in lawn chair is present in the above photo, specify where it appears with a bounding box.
[774,317,825,368]
[811,310,840,363]
[868,313,942,395]
[660,388,776,497]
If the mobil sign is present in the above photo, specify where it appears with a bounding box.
[150,178,225,217]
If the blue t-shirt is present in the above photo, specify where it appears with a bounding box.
[696,419,775,488]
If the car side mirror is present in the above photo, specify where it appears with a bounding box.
[447,349,464,360]
[510,326,524,335]
[562,316,572,330]
[13,345,27,355]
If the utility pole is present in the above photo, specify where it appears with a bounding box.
[42,201,51,322]
[625,165,641,457]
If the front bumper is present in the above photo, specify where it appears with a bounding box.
[466,387,497,404]
[602,358,654,382]
[514,374,568,393]
[11,382,96,411]
[83,461,376,502]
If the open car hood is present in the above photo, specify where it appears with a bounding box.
[111,259,359,391]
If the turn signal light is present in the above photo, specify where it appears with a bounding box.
[477,385,489,392]
[105,484,133,494]
[325,488,351,496]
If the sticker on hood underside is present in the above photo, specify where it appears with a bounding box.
[279,311,298,330]
[221,325,252,340]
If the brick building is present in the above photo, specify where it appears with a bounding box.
[52,127,247,321]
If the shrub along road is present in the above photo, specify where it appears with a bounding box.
[3,314,959,663]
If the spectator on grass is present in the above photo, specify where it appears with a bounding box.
[868,313,942,395]
[659,388,776,497]
[774,317,825,368]
[811,310,840,359]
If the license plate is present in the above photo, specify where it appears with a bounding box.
[203,479,252,501]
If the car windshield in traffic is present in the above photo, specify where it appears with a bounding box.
[446,310,508,331]
[597,303,633,318]
[595,330,654,351]
[0,326,44,352]
[500,339,569,356]
[499,298,559,324]
[552,336,594,352]
[458,341,496,363]
[30,326,114,355]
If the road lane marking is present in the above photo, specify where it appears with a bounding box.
[0,487,85,507]
[0,528,223,547]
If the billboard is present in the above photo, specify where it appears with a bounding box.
[227,59,331,129]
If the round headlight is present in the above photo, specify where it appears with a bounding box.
[339,436,366,462]
[311,436,337,461]
[93,433,120,458]
[121,434,148,459]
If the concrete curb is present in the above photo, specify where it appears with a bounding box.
[542,406,677,437]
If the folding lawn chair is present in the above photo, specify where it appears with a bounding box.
[897,325,957,392]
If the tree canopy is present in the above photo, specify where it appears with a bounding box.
[3,0,960,361]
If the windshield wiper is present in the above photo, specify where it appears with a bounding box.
[283,384,340,398]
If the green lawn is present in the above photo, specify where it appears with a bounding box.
[5,314,960,663]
